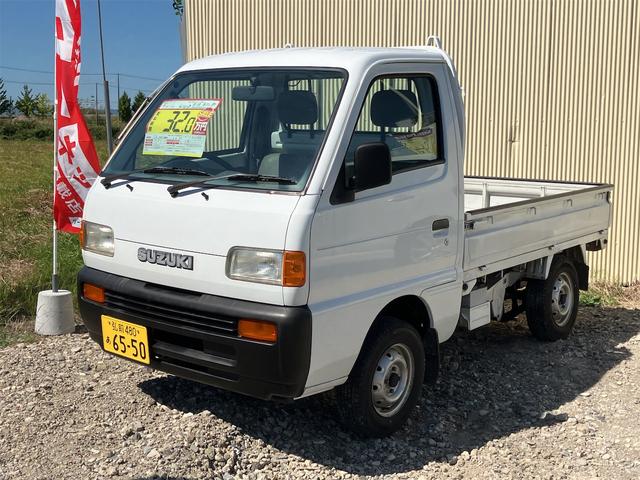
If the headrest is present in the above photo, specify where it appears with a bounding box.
[371,89,419,128]
[277,90,318,125]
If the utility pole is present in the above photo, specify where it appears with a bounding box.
[97,0,113,154]
[95,83,98,125]
[117,73,120,120]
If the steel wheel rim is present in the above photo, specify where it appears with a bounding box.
[551,272,574,327]
[371,343,414,417]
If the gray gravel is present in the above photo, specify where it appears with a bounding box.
[1,305,639,479]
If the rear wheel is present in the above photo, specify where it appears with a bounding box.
[336,316,425,437]
[525,257,580,341]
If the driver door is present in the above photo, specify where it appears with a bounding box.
[305,62,462,387]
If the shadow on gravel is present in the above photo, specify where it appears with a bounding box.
[139,306,639,476]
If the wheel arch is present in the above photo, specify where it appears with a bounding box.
[357,294,440,384]
[377,294,432,335]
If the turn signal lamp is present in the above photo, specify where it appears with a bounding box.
[83,283,105,304]
[283,251,306,287]
[78,223,85,248]
[238,319,277,342]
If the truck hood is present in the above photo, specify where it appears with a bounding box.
[81,181,300,304]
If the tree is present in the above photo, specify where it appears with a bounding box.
[0,78,12,116]
[34,93,53,118]
[172,0,184,17]
[132,91,146,114]
[119,92,132,122]
[15,84,36,117]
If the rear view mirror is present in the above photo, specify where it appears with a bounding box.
[232,85,275,102]
[353,142,392,191]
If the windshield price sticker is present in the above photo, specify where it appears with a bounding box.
[143,98,222,157]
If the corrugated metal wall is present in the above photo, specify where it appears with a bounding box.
[182,0,639,284]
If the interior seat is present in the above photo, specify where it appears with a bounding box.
[344,89,420,177]
[258,90,318,179]
[370,89,419,129]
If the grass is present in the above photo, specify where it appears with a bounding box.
[580,283,622,307]
[0,138,108,347]
[580,281,640,309]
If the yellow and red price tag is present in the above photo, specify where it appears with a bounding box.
[143,98,222,157]
[147,108,201,135]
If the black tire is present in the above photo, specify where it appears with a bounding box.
[336,316,425,437]
[525,256,580,341]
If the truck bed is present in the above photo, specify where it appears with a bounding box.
[463,177,613,281]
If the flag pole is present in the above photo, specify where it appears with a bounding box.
[97,0,113,154]
[52,22,59,293]
[36,0,74,337]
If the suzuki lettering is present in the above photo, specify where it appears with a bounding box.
[137,248,193,270]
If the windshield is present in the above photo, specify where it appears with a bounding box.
[103,68,347,192]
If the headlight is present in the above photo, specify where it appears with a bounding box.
[81,220,114,257]
[226,248,283,285]
[226,248,305,286]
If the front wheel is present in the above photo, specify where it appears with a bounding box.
[336,316,425,437]
[525,257,580,341]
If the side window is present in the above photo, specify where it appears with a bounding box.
[346,75,442,176]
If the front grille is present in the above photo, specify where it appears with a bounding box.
[104,291,238,337]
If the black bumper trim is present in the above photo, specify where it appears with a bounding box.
[152,340,237,368]
[77,267,312,400]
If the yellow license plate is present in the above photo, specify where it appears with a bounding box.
[101,315,150,364]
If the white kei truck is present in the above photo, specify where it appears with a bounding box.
[78,39,612,437]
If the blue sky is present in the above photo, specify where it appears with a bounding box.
[0,0,183,108]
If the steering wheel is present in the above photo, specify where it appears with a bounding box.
[163,155,236,172]
[205,155,236,171]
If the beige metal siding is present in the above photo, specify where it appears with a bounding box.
[182,0,640,283]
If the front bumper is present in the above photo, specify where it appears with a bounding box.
[77,267,312,400]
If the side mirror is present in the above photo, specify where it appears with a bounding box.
[352,142,392,191]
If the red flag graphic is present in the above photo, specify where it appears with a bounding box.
[54,0,101,233]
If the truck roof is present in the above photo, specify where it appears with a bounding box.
[178,46,448,74]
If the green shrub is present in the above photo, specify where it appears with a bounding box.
[0,118,121,142]
[34,126,53,140]
[0,122,17,138]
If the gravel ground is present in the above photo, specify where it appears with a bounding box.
[1,305,639,480]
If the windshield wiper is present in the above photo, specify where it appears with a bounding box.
[226,174,297,184]
[167,173,236,197]
[167,173,297,198]
[101,166,212,188]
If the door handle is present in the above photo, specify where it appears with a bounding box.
[432,218,450,231]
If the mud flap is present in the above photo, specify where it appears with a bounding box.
[423,328,440,384]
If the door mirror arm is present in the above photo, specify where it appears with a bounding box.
[346,174,356,190]
[330,162,355,204]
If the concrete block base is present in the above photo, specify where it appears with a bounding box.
[35,290,75,336]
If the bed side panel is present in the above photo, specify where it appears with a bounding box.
[463,185,612,271]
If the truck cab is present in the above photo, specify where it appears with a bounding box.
[78,42,611,436]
